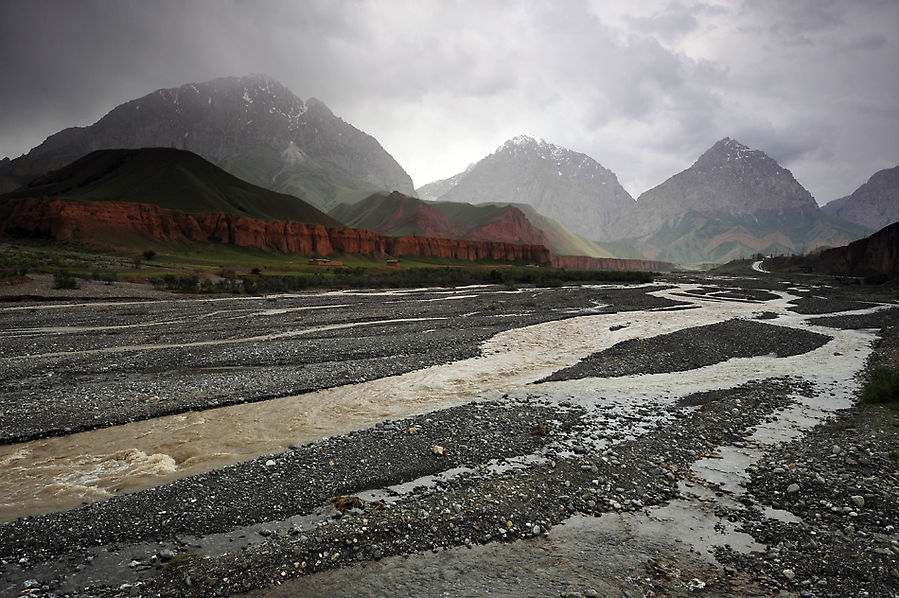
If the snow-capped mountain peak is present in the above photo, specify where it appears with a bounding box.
[417,135,635,239]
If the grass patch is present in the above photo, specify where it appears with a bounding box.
[1,239,654,294]
[860,364,899,407]
[150,266,653,295]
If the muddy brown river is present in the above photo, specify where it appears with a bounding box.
[0,283,879,522]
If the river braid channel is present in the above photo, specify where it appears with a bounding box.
[0,273,897,597]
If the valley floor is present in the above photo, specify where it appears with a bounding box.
[0,273,896,597]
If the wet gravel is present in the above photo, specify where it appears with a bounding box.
[0,401,582,590]
[92,378,801,597]
[718,305,899,598]
[542,319,832,380]
[719,404,899,597]
[2,275,897,597]
[0,284,684,444]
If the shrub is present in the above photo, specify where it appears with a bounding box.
[860,364,899,405]
[52,269,79,289]
[92,270,117,284]
[143,250,156,261]
[153,274,199,293]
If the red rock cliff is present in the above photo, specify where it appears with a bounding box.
[0,197,551,263]
[550,254,671,272]
[465,204,550,247]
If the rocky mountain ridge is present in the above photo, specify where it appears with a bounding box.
[606,138,869,264]
[419,135,635,241]
[822,165,899,231]
[331,191,616,258]
[616,138,819,238]
[331,191,549,247]
[0,75,414,211]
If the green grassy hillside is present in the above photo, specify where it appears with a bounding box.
[3,148,341,227]
[330,192,452,237]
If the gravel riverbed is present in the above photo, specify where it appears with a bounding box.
[1,274,897,597]
[0,284,682,444]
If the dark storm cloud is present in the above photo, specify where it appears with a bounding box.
[1,0,898,203]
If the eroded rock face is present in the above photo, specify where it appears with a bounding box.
[813,221,899,277]
[0,197,551,263]
[332,191,550,249]
[550,254,670,272]
[465,204,549,247]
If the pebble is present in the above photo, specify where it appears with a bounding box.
[850,495,865,508]
[3,284,895,597]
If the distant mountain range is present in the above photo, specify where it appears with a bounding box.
[603,138,870,264]
[822,165,899,231]
[0,74,414,212]
[418,135,635,241]
[1,73,891,268]
[0,148,552,265]
[418,135,872,265]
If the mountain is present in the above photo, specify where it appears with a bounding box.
[417,135,635,240]
[0,74,414,211]
[0,151,551,264]
[822,165,899,231]
[331,191,549,247]
[417,166,472,201]
[609,138,870,265]
[480,202,613,258]
[2,148,340,226]
[331,191,616,257]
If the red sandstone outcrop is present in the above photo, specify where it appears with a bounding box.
[465,204,550,247]
[385,235,549,263]
[2,197,673,270]
[550,254,671,272]
[0,198,552,264]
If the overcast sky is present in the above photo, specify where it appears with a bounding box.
[2,0,897,203]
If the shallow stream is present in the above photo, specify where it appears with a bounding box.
[0,283,884,523]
